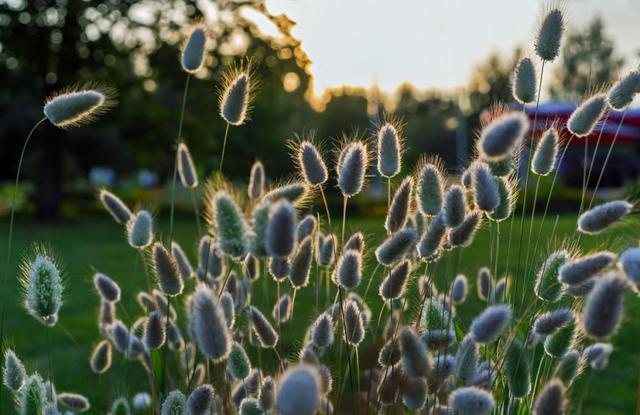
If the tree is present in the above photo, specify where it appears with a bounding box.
[548,17,625,100]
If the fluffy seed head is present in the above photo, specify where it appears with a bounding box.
[504,338,530,397]
[583,343,613,370]
[272,293,291,323]
[544,318,577,358]
[262,181,310,206]
[259,376,275,411]
[160,391,186,415]
[567,94,608,137]
[343,300,364,345]
[125,210,153,249]
[198,235,225,279]
[171,242,193,280]
[534,308,573,336]
[535,250,570,302]
[379,260,410,301]
[402,376,427,410]
[132,393,152,411]
[471,163,500,212]
[442,185,466,228]
[269,257,291,281]
[239,398,262,415]
[376,227,418,266]
[297,141,328,186]
[535,8,564,61]
[607,71,640,110]
[317,234,335,267]
[311,313,334,349]
[90,340,112,374]
[152,243,183,296]
[470,304,512,344]
[378,338,401,367]
[559,251,616,285]
[578,200,633,234]
[477,267,491,301]
[211,192,249,259]
[533,379,566,415]
[3,349,26,391]
[58,393,90,412]
[248,161,265,199]
[220,291,235,327]
[416,161,444,216]
[344,232,365,254]
[191,286,231,360]
[227,342,251,380]
[93,272,120,303]
[337,141,368,197]
[220,71,250,126]
[276,365,320,415]
[449,386,495,415]
[455,335,478,383]
[181,25,206,73]
[249,306,279,348]
[266,199,297,258]
[177,142,198,188]
[399,327,432,378]
[297,215,317,241]
[582,271,627,338]
[19,373,46,415]
[451,274,468,304]
[377,123,402,178]
[333,249,362,290]
[289,236,313,288]
[44,88,113,129]
[620,247,640,290]
[513,57,537,104]
[385,177,413,233]
[111,397,131,415]
[554,351,582,386]
[99,190,131,225]
[477,112,528,160]
[532,127,559,176]
[417,213,446,260]
[144,311,165,350]
[20,248,63,326]
[450,211,483,248]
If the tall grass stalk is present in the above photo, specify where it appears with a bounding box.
[218,122,230,173]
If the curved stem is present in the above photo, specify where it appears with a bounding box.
[168,74,191,245]
[219,122,231,173]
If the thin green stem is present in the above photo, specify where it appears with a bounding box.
[219,122,231,173]
[169,74,191,245]
[341,195,348,247]
[189,188,202,235]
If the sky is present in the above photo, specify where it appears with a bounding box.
[251,0,640,95]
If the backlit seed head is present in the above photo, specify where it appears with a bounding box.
[417,213,446,260]
[239,398,262,415]
[58,392,90,412]
[211,191,250,259]
[311,313,334,349]
[559,251,616,286]
[385,177,413,233]
[144,311,165,350]
[567,94,608,137]
[289,236,313,288]
[583,271,627,338]
[343,300,364,345]
[160,391,186,415]
[535,250,570,302]
[378,338,401,367]
[276,365,321,415]
[337,141,368,197]
[198,235,225,279]
[376,227,418,266]
[317,234,336,267]
[344,232,365,253]
[399,327,432,378]
[402,376,427,410]
[219,69,251,126]
[99,189,131,225]
[3,349,26,392]
[44,87,115,129]
[379,260,410,301]
[266,199,297,258]
[620,247,640,290]
[450,211,483,248]
[455,335,478,383]
[186,385,214,415]
[449,386,494,415]
[488,176,515,222]
[262,181,311,206]
[607,70,640,110]
[512,57,537,104]
[152,242,184,296]
[19,373,46,415]
[191,286,231,361]
[296,140,328,186]
[477,267,491,301]
[470,304,512,344]
[471,162,500,213]
[259,376,276,411]
[269,257,291,281]
[297,215,317,241]
[554,351,583,386]
[181,24,207,73]
[177,142,198,188]
[451,274,468,304]
[227,342,251,380]
[127,210,153,249]
[583,343,613,370]
[416,159,444,216]
[20,246,64,327]
[442,185,466,228]
[111,321,130,353]
[377,123,402,178]
[534,308,573,336]
[532,127,559,176]
[544,318,577,358]
[220,292,235,328]
[272,293,291,323]
[90,340,112,374]
[535,8,564,61]
[249,306,279,348]
[477,112,528,161]
[504,338,530,397]
[132,393,152,411]
[333,249,363,290]
[93,272,121,303]
[248,161,265,200]
[578,200,633,235]
[533,379,566,415]
[171,241,194,280]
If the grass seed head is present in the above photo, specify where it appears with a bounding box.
[248,161,265,199]
[211,192,250,259]
[227,342,251,380]
[297,140,328,186]
[607,70,640,110]
[451,274,469,304]
[533,379,566,415]
[152,242,184,296]
[455,335,478,383]
[337,141,368,197]
[3,349,26,392]
[311,313,334,349]
[333,249,363,290]
[220,70,251,126]
[471,162,500,213]
[443,185,466,228]
[567,94,608,137]
[532,127,559,176]
[620,247,640,290]
[377,123,402,178]
[417,213,446,260]
[160,391,186,415]
[191,286,232,361]
[249,306,279,348]
[171,241,194,280]
[276,365,321,415]
[379,260,410,301]
[20,247,64,327]
[296,215,317,241]
[376,227,418,266]
[177,142,198,188]
[559,251,616,285]
[399,326,432,378]
[90,340,112,374]
[513,57,537,104]
[535,8,564,61]
[93,272,121,303]
[583,271,627,338]
[477,112,528,161]
[266,199,297,258]
[343,300,365,345]
[143,310,165,350]
[416,161,444,216]
[58,392,90,412]
[385,177,413,233]
[44,87,114,129]
[181,25,206,73]
[470,304,512,344]
[289,236,313,288]
[449,386,495,415]
[99,189,131,225]
[578,200,633,235]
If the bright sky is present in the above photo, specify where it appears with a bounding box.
[256,0,640,94]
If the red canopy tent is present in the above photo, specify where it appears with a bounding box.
[522,102,640,144]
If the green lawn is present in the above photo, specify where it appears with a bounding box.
[1,214,639,414]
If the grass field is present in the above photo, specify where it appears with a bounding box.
[1,213,639,414]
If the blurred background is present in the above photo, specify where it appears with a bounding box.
[1,0,640,220]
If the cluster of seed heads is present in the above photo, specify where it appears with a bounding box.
[6,6,640,415]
